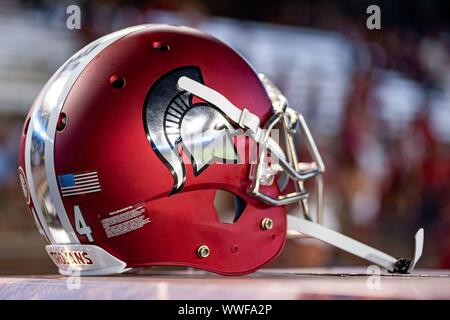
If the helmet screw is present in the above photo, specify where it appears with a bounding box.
[261,218,273,230]
[197,245,210,258]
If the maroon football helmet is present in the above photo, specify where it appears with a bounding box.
[18,25,423,275]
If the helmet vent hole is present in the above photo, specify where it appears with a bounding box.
[213,190,246,224]
[152,41,170,52]
[109,75,126,89]
[56,113,67,132]
[23,117,30,136]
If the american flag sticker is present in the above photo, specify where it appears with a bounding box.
[58,171,101,197]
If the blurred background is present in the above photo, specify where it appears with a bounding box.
[0,0,449,274]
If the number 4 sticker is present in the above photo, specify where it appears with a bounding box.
[74,205,94,242]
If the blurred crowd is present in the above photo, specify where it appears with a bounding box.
[0,0,449,273]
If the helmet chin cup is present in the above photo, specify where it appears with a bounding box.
[249,74,325,224]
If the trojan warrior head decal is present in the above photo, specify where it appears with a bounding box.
[144,67,238,194]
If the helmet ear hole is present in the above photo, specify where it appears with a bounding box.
[213,189,246,224]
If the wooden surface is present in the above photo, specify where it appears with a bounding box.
[1,268,449,299]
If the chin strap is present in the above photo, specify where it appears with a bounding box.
[177,76,272,146]
[178,76,300,163]
[178,77,261,135]
[287,214,424,273]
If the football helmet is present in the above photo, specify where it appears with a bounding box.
[18,25,423,275]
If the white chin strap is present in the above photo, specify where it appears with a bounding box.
[178,76,424,274]
[287,214,424,274]
[178,76,263,141]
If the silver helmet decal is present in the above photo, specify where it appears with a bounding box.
[144,67,238,194]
